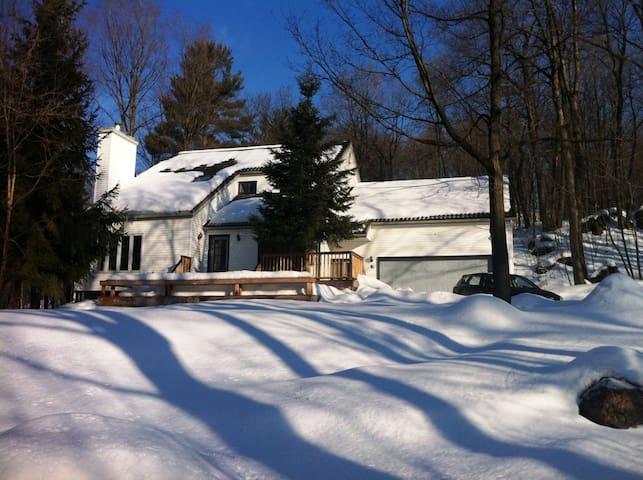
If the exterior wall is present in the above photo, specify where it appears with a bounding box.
[195,173,269,233]
[208,173,271,210]
[339,145,361,186]
[190,204,211,272]
[201,227,259,272]
[94,126,138,203]
[126,216,196,273]
[335,220,515,279]
[81,215,197,291]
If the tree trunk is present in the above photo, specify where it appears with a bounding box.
[488,0,511,302]
[543,0,587,283]
[0,149,17,307]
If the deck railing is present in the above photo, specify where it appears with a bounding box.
[169,255,192,273]
[259,252,364,280]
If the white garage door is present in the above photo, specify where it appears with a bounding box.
[378,256,491,293]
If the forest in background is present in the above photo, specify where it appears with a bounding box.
[81,1,641,230]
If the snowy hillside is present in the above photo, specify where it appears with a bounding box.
[512,224,642,298]
[1,269,642,478]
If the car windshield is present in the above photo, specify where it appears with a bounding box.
[467,275,483,286]
[511,276,538,289]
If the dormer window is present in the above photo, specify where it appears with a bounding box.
[238,180,257,197]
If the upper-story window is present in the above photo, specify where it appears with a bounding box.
[238,180,257,197]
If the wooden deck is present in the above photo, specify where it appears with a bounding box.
[97,252,363,307]
[259,251,364,284]
[99,275,316,306]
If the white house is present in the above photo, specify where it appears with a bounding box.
[78,126,513,297]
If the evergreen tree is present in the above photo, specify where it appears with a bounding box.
[145,39,252,162]
[0,0,124,307]
[252,73,357,254]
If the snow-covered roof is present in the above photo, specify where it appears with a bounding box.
[115,144,349,214]
[203,176,510,227]
[349,176,510,222]
[207,197,262,226]
[115,145,280,214]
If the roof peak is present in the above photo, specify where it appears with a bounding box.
[177,144,281,155]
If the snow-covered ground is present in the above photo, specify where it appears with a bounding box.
[1,227,643,479]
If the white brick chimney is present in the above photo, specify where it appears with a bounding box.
[93,124,138,203]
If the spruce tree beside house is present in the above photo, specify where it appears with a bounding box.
[251,74,357,258]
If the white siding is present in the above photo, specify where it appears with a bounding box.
[94,127,138,203]
[127,217,196,272]
[228,174,271,198]
[80,215,199,291]
[191,204,211,271]
[334,219,514,280]
[202,227,259,271]
[346,221,491,278]
[339,145,361,186]
[201,174,271,211]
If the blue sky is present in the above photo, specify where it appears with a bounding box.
[157,0,321,97]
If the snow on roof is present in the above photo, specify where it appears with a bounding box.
[115,144,347,214]
[115,145,280,214]
[207,197,262,226]
[204,176,510,226]
[349,176,510,222]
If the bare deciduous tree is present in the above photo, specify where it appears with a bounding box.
[292,0,513,301]
[85,0,171,137]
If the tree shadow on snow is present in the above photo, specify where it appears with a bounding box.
[182,301,640,479]
[209,300,582,373]
[340,369,642,479]
[46,300,638,480]
[54,308,396,480]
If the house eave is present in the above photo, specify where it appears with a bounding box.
[205,222,253,230]
[126,211,193,221]
[361,211,515,225]
[364,213,486,224]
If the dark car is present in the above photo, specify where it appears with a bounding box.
[453,273,562,301]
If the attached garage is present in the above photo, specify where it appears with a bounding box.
[378,255,491,293]
[335,176,514,293]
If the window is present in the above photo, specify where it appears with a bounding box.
[207,235,229,272]
[238,180,257,197]
[512,275,536,289]
[108,241,118,270]
[119,236,130,270]
[132,235,142,270]
[468,274,482,286]
[103,235,142,271]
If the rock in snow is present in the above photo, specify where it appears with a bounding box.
[578,377,643,429]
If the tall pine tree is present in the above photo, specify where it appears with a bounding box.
[0,0,124,307]
[252,73,357,254]
[145,39,252,162]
